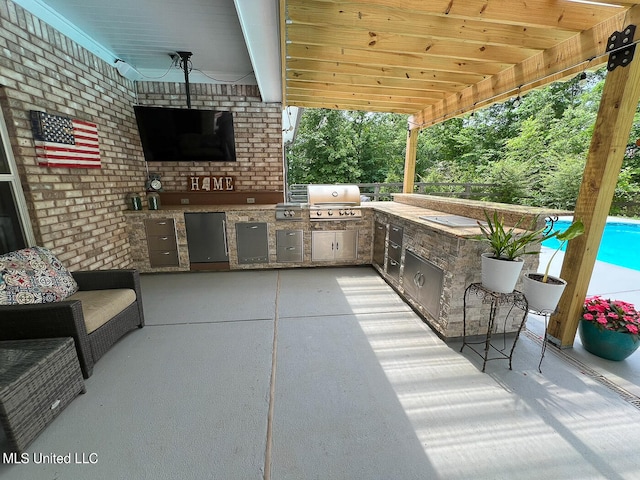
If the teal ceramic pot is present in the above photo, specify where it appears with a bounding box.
[578,319,640,361]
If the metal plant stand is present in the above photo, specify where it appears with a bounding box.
[461,283,529,372]
[528,308,556,373]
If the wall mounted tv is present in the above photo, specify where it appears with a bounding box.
[134,106,236,162]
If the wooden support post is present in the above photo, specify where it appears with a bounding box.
[403,128,418,194]
[547,34,640,347]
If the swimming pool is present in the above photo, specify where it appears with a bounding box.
[542,219,640,272]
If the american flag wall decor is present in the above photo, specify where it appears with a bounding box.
[30,111,101,168]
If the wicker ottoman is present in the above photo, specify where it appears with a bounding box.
[0,338,86,453]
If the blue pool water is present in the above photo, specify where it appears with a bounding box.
[542,219,640,271]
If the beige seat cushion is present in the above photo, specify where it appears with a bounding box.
[66,289,136,334]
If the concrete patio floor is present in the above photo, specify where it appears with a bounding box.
[1,256,640,479]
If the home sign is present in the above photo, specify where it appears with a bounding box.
[189,176,235,191]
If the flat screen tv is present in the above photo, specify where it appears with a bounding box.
[134,106,236,162]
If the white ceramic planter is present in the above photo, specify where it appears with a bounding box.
[480,252,524,294]
[522,273,567,313]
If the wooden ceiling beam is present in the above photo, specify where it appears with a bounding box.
[285,70,467,92]
[551,0,640,6]
[287,80,446,100]
[286,2,576,50]
[409,7,638,129]
[287,58,488,85]
[309,0,624,30]
[286,44,513,76]
[286,24,540,64]
[287,87,440,106]
[286,98,418,114]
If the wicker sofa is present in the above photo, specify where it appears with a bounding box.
[0,248,145,378]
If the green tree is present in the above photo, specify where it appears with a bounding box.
[540,155,586,210]
[287,109,408,185]
[285,67,639,216]
[286,109,360,184]
[351,112,407,183]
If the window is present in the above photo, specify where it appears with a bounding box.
[0,102,34,254]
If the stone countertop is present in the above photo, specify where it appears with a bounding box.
[124,204,279,215]
[363,202,484,238]
[391,194,571,227]
[123,201,488,238]
[124,196,570,238]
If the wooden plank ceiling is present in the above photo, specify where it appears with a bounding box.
[281,0,640,129]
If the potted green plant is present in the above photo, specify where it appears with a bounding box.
[521,219,584,312]
[475,211,546,293]
[578,296,640,361]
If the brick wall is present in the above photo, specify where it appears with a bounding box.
[136,83,283,192]
[0,0,283,270]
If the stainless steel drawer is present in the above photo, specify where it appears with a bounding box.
[389,224,403,245]
[276,229,303,247]
[147,234,177,251]
[277,244,303,263]
[149,250,179,267]
[388,241,402,262]
[145,218,179,267]
[145,219,175,236]
[387,256,400,280]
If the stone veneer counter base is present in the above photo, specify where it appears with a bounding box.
[125,196,570,340]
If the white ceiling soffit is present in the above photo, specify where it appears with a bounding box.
[12,0,120,63]
[12,0,282,103]
[234,0,282,103]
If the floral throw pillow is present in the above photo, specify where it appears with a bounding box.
[0,246,79,305]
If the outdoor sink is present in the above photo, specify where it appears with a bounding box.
[419,214,484,228]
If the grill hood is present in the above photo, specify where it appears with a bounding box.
[307,184,361,206]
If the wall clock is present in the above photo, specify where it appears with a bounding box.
[146,173,163,192]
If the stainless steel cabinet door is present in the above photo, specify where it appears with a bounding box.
[402,250,443,318]
[236,222,269,264]
[334,230,357,261]
[184,212,228,263]
[312,230,357,261]
[311,231,336,261]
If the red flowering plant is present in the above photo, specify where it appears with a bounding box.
[582,296,640,340]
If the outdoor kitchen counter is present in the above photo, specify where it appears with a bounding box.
[125,199,559,275]
[124,204,279,213]
[124,203,373,273]
[130,200,480,237]
[124,197,565,339]
[364,201,483,238]
[366,194,562,236]
[364,195,569,340]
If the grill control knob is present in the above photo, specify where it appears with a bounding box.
[327,210,334,216]
[316,211,322,216]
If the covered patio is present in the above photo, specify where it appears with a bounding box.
[1,252,639,479]
[1,1,640,478]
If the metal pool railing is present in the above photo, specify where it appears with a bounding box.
[287,182,499,203]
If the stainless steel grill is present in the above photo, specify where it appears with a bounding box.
[275,203,304,221]
[307,184,362,221]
